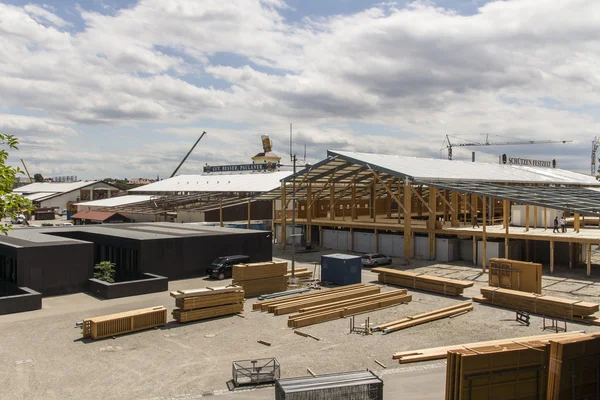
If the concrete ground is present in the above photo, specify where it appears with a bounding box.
[1,246,600,400]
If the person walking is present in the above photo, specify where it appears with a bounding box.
[473,213,480,228]
[560,215,567,233]
[553,217,560,233]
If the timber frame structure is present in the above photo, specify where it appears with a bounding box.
[261,150,600,277]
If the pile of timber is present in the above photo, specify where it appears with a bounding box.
[253,283,411,327]
[392,331,587,363]
[170,286,244,323]
[232,261,288,297]
[547,334,600,399]
[81,306,167,339]
[373,302,472,334]
[475,286,600,323]
[285,267,313,279]
[373,267,473,296]
[444,332,600,400]
[488,258,542,294]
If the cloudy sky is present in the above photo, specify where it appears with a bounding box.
[1,0,599,180]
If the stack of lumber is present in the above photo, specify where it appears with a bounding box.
[170,286,244,323]
[373,267,473,296]
[82,306,167,339]
[373,302,472,334]
[232,261,288,297]
[252,284,368,311]
[285,267,313,279]
[287,289,411,328]
[547,333,600,399]
[475,286,600,323]
[392,331,587,363]
[489,258,542,294]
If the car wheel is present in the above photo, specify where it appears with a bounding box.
[218,273,225,280]
[388,259,392,265]
[373,262,378,267]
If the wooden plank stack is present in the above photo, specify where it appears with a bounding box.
[81,306,167,339]
[475,286,600,323]
[393,331,586,363]
[373,267,473,296]
[170,286,244,323]
[488,258,542,294]
[547,334,600,399]
[373,302,472,334]
[252,284,368,311]
[285,267,313,279]
[232,261,288,297]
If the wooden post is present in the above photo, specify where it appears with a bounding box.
[472,236,477,266]
[351,181,357,221]
[550,241,555,274]
[462,193,467,224]
[482,196,487,271]
[587,243,592,277]
[451,191,459,227]
[281,183,287,249]
[372,179,377,223]
[329,183,335,221]
[219,198,224,227]
[574,213,580,233]
[544,207,547,230]
[525,205,530,232]
[533,206,538,229]
[428,186,437,261]
[490,198,495,226]
[417,186,423,217]
[403,179,412,263]
[442,190,447,224]
[306,183,312,244]
[503,200,510,235]
[386,194,392,219]
[397,178,403,223]
[471,194,477,227]
[247,200,251,229]
[569,242,573,270]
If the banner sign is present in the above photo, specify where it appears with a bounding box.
[501,154,556,168]
[203,163,278,173]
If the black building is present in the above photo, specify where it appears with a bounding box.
[0,222,272,297]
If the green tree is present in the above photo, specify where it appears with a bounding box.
[33,173,44,182]
[93,261,116,283]
[0,135,34,234]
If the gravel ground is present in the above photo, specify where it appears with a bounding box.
[1,246,599,400]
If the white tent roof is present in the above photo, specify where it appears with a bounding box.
[74,195,156,207]
[331,150,598,185]
[14,181,101,194]
[129,171,292,193]
[23,192,58,201]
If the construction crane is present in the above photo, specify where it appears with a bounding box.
[20,159,33,183]
[170,131,207,178]
[442,134,572,160]
[592,137,600,176]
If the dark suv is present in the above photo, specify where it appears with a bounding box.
[206,255,250,280]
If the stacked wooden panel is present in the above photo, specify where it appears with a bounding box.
[488,258,542,294]
[82,306,167,339]
[285,267,313,279]
[475,287,600,323]
[170,286,244,323]
[373,267,473,296]
[547,333,600,399]
[252,284,367,311]
[393,331,587,363]
[232,261,288,297]
[445,340,550,400]
[373,302,472,334]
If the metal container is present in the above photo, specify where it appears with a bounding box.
[275,370,383,400]
[320,254,361,286]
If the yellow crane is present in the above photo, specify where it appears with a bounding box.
[20,159,33,183]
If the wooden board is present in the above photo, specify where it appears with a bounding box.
[170,286,243,299]
[376,303,473,334]
[175,291,244,310]
[271,286,381,315]
[393,331,587,363]
[374,267,473,296]
[82,306,167,339]
[232,261,288,281]
[488,258,542,294]
[172,303,244,323]
[298,290,408,314]
[252,284,367,311]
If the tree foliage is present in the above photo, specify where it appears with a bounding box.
[93,261,116,283]
[0,135,34,235]
[33,173,44,182]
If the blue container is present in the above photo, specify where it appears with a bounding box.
[320,254,362,286]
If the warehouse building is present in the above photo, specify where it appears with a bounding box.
[264,150,600,276]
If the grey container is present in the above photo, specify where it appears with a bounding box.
[275,370,383,400]
[320,254,361,286]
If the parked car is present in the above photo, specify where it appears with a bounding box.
[206,255,251,280]
[59,209,67,216]
[361,253,392,267]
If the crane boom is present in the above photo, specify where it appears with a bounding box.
[20,159,33,183]
[170,131,207,178]
[443,134,572,160]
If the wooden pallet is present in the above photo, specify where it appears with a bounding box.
[172,303,244,323]
[547,333,600,400]
[252,284,367,311]
[170,286,242,299]
[475,286,600,323]
[374,302,472,334]
[374,267,473,296]
[392,331,587,363]
[288,292,412,328]
[175,291,245,310]
[271,286,382,315]
[232,261,288,281]
[82,306,167,339]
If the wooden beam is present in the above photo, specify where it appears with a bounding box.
[397,178,403,223]
[306,183,312,243]
[428,186,437,261]
[471,194,477,227]
[525,205,530,232]
[472,236,477,266]
[569,242,573,270]
[451,191,459,227]
[329,183,335,221]
[436,189,455,212]
[482,196,487,272]
[371,170,407,215]
[412,186,432,213]
[372,179,377,223]
[351,181,357,221]
[403,180,412,263]
[533,206,538,229]
[544,207,547,230]
[462,193,467,224]
[503,200,510,235]
[587,243,592,277]
[550,240,555,274]
[574,213,581,233]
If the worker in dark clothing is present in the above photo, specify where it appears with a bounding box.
[553,217,560,233]
[473,213,480,228]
